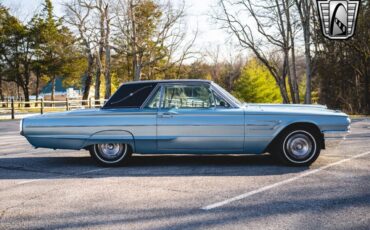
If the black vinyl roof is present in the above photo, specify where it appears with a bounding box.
[122,79,212,85]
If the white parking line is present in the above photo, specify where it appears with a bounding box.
[16,179,44,185]
[0,133,22,137]
[0,135,23,139]
[0,142,29,149]
[0,130,20,133]
[0,148,56,157]
[201,150,370,210]
[0,139,27,144]
[0,135,25,139]
[14,167,110,186]
[78,168,108,174]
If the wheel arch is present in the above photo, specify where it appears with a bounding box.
[265,122,324,153]
[82,130,136,152]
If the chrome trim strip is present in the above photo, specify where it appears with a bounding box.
[323,130,350,139]
[155,124,244,126]
[156,113,243,116]
[27,135,88,139]
[26,125,155,128]
[322,130,350,134]
[158,148,242,150]
[26,124,244,128]
[36,112,158,118]
[245,124,275,127]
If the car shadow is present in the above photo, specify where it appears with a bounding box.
[0,154,309,180]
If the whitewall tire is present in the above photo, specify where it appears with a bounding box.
[89,143,132,166]
[273,127,321,166]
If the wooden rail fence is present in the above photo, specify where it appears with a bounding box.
[0,98,107,119]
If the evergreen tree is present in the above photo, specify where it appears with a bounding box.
[233,59,282,103]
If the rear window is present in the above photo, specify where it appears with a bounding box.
[103,83,157,108]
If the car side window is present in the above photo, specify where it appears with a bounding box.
[162,85,213,109]
[213,92,231,108]
[145,88,161,109]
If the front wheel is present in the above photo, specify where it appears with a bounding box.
[89,143,132,166]
[273,128,321,166]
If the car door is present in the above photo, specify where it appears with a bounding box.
[156,83,244,153]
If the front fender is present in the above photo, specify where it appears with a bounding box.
[82,130,135,151]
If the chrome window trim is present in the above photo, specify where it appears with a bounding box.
[210,89,234,109]
[141,81,240,109]
[210,84,239,108]
[159,84,165,109]
[140,84,162,109]
[158,82,216,109]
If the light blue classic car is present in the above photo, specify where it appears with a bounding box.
[21,80,350,166]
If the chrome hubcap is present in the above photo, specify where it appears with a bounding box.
[97,143,124,160]
[285,133,313,160]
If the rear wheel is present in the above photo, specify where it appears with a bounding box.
[89,143,132,166]
[272,127,321,166]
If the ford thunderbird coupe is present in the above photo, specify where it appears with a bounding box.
[20,80,350,166]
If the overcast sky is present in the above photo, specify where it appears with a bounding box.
[1,0,239,60]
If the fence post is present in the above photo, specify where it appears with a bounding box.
[66,98,69,111]
[41,98,44,115]
[11,98,15,120]
[89,98,92,108]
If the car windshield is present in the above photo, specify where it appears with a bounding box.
[212,83,242,107]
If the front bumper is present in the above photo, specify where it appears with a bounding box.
[322,130,350,140]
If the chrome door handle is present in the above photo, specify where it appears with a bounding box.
[158,111,177,118]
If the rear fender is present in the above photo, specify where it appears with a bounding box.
[82,130,135,151]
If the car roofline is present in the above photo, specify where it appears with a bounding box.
[137,80,241,109]
[121,79,213,85]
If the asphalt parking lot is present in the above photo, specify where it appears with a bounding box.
[0,119,369,229]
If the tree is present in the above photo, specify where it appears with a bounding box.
[0,6,34,105]
[294,0,314,104]
[94,0,112,99]
[233,58,282,103]
[65,0,96,103]
[206,43,244,91]
[37,0,81,101]
[29,11,50,102]
[0,5,7,103]
[315,1,369,114]
[216,0,300,103]
[65,0,115,101]
[114,0,188,81]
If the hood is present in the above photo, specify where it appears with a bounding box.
[245,103,328,110]
[244,103,347,117]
